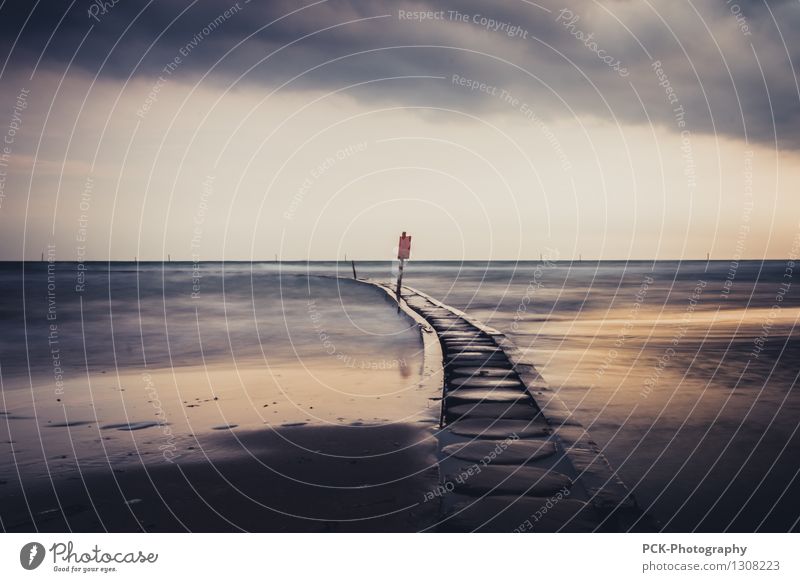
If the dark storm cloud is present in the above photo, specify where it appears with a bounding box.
[1,0,799,148]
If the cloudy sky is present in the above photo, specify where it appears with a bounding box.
[0,0,798,260]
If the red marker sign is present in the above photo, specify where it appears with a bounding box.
[398,232,412,260]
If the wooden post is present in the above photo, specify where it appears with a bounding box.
[395,258,405,300]
[351,260,357,279]
[396,231,412,302]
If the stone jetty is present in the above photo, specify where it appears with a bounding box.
[368,281,655,533]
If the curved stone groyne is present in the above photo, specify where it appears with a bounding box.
[368,280,654,532]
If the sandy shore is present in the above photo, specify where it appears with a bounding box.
[0,269,443,532]
[1,421,441,532]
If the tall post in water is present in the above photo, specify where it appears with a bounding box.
[395,259,405,300]
[396,231,412,301]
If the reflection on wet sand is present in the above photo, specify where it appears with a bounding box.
[404,261,800,531]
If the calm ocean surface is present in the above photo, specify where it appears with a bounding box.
[1,260,798,531]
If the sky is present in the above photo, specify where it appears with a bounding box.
[0,0,799,260]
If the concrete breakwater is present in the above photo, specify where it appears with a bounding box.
[367,280,655,532]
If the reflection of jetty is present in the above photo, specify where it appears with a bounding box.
[370,281,654,532]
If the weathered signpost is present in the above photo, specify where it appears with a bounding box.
[396,231,412,300]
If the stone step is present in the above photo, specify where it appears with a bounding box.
[450,366,518,377]
[443,465,572,497]
[447,418,549,438]
[441,496,597,532]
[446,403,542,422]
[448,377,524,389]
[443,345,503,354]
[441,439,557,464]
[445,390,532,406]
[445,357,509,368]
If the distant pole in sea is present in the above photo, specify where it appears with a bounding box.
[274,254,278,263]
[539,253,542,262]
[168,254,171,262]
[351,259,357,279]
[41,252,44,261]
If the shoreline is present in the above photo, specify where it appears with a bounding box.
[2,266,796,532]
[0,282,442,533]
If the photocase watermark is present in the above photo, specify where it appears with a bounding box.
[20,542,46,570]
[721,149,754,298]
[136,2,245,119]
[307,299,406,370]
[726,1,752,37]
[556,8,629,77]
[284,142,368,220]
[423,434,519,502]
[75,175,94,293]
[0,87,30,212]
[450,75,572,171]
[510,247,560,332]
[652,60,696,193]
[594,272,654,379]
[397,9,529,39]
[750,229,799,359]
[512,485,571,532]
[400,7,623,77]
[87,0,122,23]
[447,10,529,39]
[34,540,158,574]
[142,372,180,463]
[190,174,214,299]
[397,9,447,22]
[336,355,408,370]
[641,280,707,398]
[45,244,65,397]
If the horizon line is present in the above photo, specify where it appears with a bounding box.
[0,258,793,264]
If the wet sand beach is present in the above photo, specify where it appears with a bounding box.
[402,260,800,532]
[1,260,799,532]
[0,263,440,531]
[1,422,440,532]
